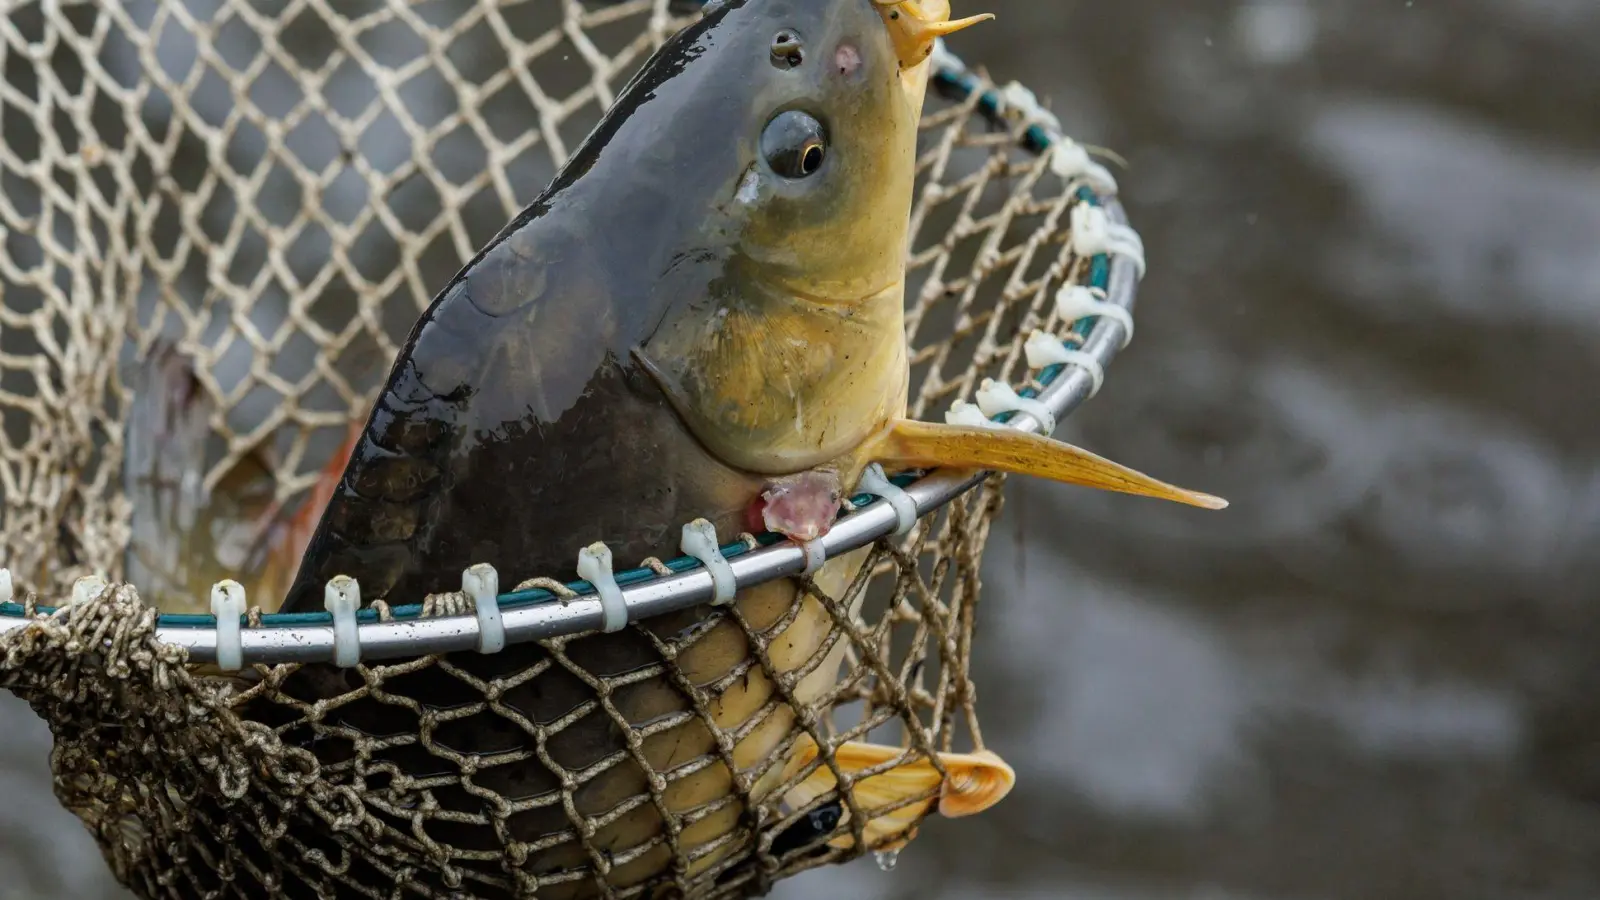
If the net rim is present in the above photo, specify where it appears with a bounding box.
[0,43,1142,666]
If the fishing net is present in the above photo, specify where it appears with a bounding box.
[0,1,1142,897]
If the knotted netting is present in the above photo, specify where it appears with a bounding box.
[0,1,1145,897]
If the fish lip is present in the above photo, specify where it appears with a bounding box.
[870,0,994,71]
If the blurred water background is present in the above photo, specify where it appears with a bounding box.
[4,0,1600,897]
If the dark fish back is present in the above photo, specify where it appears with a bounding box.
[281,223,758,610]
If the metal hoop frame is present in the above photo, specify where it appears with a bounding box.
[0,42,1144,668]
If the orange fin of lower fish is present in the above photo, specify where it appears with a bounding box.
[779,735,1015,853]
[256,420,363,607]
[867,418,1229,510]
[291,419,364,559]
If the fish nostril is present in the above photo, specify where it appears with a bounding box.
[771,31,805,68]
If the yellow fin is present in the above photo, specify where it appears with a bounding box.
[868,418,1229,510]
[779,735,1016,852]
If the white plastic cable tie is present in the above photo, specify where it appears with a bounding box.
[799,539,827,577]
[998,81,1062,134]
[944,399,1005,430]
[930,37,964,76]
[974,377,1058,434]
[1024,329,1106,396]
[1050,137,1119,196]
[463,563,505,655]
[1071,203,1147,280]
[858,463,918,537]
[1055,284,1135,348]
[70,574,107,606]
[0,568,11,605]
[324,575,362,668]
[680,519,737,607]
[577,543,629,633]
[210,580,246,672]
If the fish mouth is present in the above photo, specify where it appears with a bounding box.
[871,0,994,70]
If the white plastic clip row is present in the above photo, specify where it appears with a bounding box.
[997,80,1119,197]
[1050,138,1120,196]
[1070,204,1146,279]
[577,543,629,634]
[998,81,1062,135]
[857,463,918,537]
[934,41,1118,199]
[680,519,737,606]
[1025,331,1105,397]
[944,399,1006,430]
[975,377,1057,434]
[464,564,505,654]
[798,538,827,577]
[325,575,362,667]
[1056,285,1135,349]
[211,580,247,671]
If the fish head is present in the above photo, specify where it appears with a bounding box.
[718,0,988,303]
[637,0,992,480]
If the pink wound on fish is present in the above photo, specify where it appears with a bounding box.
[755,470,846,543]
[836,43,861,76]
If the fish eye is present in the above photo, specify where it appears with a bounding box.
[770,30,804,68]
[761,110,828,179]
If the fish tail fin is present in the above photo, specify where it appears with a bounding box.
[780,735,1015,852]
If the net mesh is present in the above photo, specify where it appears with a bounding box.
[0,1,1117,897]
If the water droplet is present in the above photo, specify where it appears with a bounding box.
[873,848,900,871]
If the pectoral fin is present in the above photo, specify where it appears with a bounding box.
[867,418,1228,510]
[780,735,1015,852]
